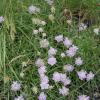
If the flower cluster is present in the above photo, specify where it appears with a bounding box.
[0,16,4,23]
[78,95,90,100]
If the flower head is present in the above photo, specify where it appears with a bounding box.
[38,92,47,100]
[93,28,99,35]
[45,0,54,5]
[59,86,69,96]
[77,70,87,80]
[78,23,87,31]
[14,95,24,100]
[48,57,57,66]
[11,81,21,91]
[86,71,94,81]
[40,39,49,48]
[75,57,83,66]
[55,35,63,43]
[28,5,40,14]
[61,53,66,58]
[63,64,74,72]
[52,72,61,82]
[0,16,4,23]
[48,47,57,57]
[35,58,45,67]
[38,66,46,75]
[78,95,90,100]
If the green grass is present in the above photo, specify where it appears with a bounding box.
[0,0,100,100]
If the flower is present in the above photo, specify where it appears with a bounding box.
[42,33,47,37]
[78,23,87,31]
[93,28,99,35]
[77,70,87,80]
[40,75,49,83]
[48,14,54,21]
[33,29,39,35]
[40,39,49,48]
[63,77,71,86]
[59,86,69,96]
[11,81,21,91]
[51,6,55,13]
[41,21,46,26]
[63,37,72,48]
[66,45,78,57]
[39,27,44,33]
[52,72,61,82]
[75,57,83,66]
[32,18,41,25]
[14,95,24,100]
[55,35,63,43]
[38,66,47,75]
[86,71,94,81]
[78,95,90,100]
[32,86,38,94]
[0,16,4,23]
[63,64,74,72]
[28,5,40,14]
[40,82,49,90]
[61,53,66,58]
[38,92,47,100]
[48,47,57,57]
[45,0,54,5]
[48,57,57,66]
[35,58,45,67]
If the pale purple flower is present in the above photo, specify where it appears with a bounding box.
[63,77,71,86]
[40,75,49,84]
[45,0,54,5]
[38,66,46,75]
[86,72,94,81]
[35,58,45,67]
[48,57,57,66]
[63,37,72,48]
[61,53,66,58]
[28,5,40,14]
[11,81,21,91]
[14,95,24,100]
[40,82,49,90]
[40,39,49,48]
[78,95,90,100]
[77,70,87,80]
[38,92,46,100]
[38,27,44,33]
[59,86,69,96]
[63,64,74,72]
[52,72,61,82]
[0,16,4,23]
[55,35,63,43]
[48,47,57,57]
[60,73,67,82]
[75,57,83,66]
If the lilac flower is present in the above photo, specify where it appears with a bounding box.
[14,95,24,100]
[55,35,63,43]
[78,23,87,31]
[63,37,72,48]
[40,82,49,90]
[93,28,99,35]
[28,5,40,14]
[78,95,90,100]
[77,70,87,80]
[75,57,83,66]
[11,81,21,92]
[38,66,47,75]
[40,75,49,84]
[35,58,45,67]
[63,77,71,86]
[48,57,57,66]
[0,16,4,23]
[40,39,49,48]
[86,71,94,81]
[48,47,57,57]
[45,0,54,5]
[63,64,74,72]
[52,72,61,82]
[59,86,69,96]
[38,92,47,100]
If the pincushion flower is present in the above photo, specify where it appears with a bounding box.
[48,57,57,66]
[93,28,99,35]
[28,5,40,14]
[59,86,69,96]
[86,71,94,81]
[14,95,24,100]
[78,23,87,31]
[75,57,83,66]
[61,53,66,58]
[63,64,74,72]
[45,0,54,5]
[78,95,90,100]
[52,72,61,82]
[48,47,57,57]
[35,58,45,67]
[11,81,21,91]
[0,16,4,23]
[33,29,39,35]
[77,70,87,80]
[40,82,49,90]
[38,66,47,75]
[63,37,72,48]
[55,35,63,43]
[40,39,49,48]
[38,92,47,100]
[40,75,49,83]
[63,77,71,86]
